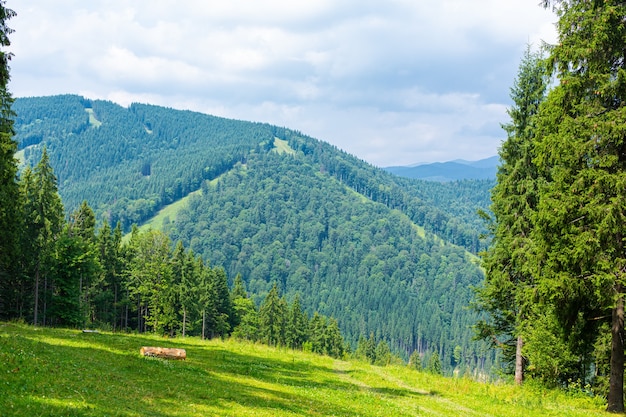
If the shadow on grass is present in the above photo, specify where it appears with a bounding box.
[3,324,421,416]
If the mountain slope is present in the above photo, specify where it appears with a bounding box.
[12,95,494,371]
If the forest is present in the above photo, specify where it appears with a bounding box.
[4,0,626,412]
[6,93,497,375]
[5,105,496,376]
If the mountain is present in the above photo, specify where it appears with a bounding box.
[13,95,495,371]
[384,156,499,181]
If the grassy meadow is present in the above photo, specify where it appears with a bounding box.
[0,323,610,416]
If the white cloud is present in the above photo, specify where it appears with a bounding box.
[7,0,557,165]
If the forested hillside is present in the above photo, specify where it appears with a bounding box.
[12,95,495,373]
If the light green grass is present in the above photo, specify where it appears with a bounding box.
[0,323,609,417]
[272,137,296,155]
[134,189,203,237]
[15,148,25,166]
[85,108,102,128]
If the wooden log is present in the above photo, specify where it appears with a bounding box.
[140,346,186,360]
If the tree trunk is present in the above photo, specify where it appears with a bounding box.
[33,266,39,325]
[140,346,186,360]
[607,293,624,413]
[514,334,524,385]
[202,309,206,340]
[42,274,47,326]
[182,306,187,338]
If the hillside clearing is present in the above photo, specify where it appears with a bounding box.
[0,323,608,417]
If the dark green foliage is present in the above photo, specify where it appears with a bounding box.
[0,1,18,320]
[169,151,491,371]
[374,340,392,366]
[475,46,547,382]
[285,294,308,350]
[428,351,443,375]
[530,2,626,410]
[259,283,286,346]
[13,97,278,231]
[21,149,64,325]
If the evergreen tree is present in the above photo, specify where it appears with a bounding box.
[0,1,17,320]
[364,332,377,364]
[324,318,345,359]
[428,351,442,375]
[408,350,422,370]
[95,220,123,329]
[126,230,174,334]
[231,296,259,341]
[475,46,547,385]
[308,312,327,355]
[285,293,308,350]
[22,149,64,325]
[67,201,100,327]
[230,273,247,301]
[259,283,286,346]
[229,273,248,329]
[171,241,198,337]
[374,340,391,366]
[213,267,233,334]
[49,225,99,327]
[535,1,626,411]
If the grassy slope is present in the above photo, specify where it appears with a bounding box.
[0,323,607,417]
[129,138,298,237]
[135,189,203,236]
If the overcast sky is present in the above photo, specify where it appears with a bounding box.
[8,1,557,166]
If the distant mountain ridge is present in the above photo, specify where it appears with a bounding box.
[384,156,499,181]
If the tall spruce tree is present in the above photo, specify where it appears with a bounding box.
[22,149,64,325]
[259,283,286,346]
[0,1,17,319]
[475,46,547,385]
[535,1,626,411]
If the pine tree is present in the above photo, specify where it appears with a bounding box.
[126,230,174,334]
[324,317,344,359]
[96,220,123,329]
[259,283,286,346]
[285,294,308,350]
[22,149,64,325]
[409,350,422,370]
[0,1,17,320]
[67,201,100,327]
[535,1,626,411]
[428,351,442,375]
[475,45,547,385]
[374,340,391,366]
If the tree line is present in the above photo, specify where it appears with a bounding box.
[1,149,348,359]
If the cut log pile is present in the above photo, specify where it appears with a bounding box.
[140,346,186,360]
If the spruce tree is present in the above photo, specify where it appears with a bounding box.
[475,46,547,385]
[535,1,626,411]
[0,1,18,319]
[22,149,64,325]
[259,283,286,346]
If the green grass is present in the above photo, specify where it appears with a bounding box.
[0,323,609,416]
[272,137,296,155]
[85,108,102,128]
[134,189,203,237]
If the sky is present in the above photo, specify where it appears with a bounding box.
[7,1,557,167]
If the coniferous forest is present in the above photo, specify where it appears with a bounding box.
[5,1,626,412]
